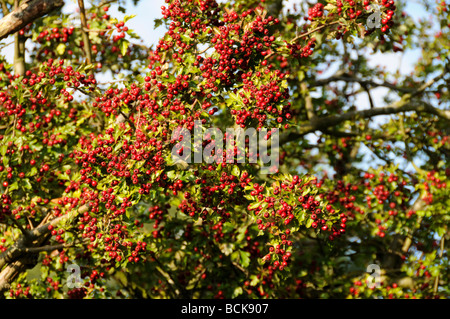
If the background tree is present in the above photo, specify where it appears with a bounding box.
[0,0,448,299]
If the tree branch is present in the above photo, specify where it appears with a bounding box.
[0,0,64,41]
[29,205,88,240]
[311,75,416,93]
[433,233,445,296]
[280,94,450,145]
[0,0,10,16]
[5,213,30,239]
[312,67,448,95]
[0,205,88,292]
[290,21,340,43]
[22,242,77,253]
[301,82,317,122]
[0,205,88,272]
[77,0,92,65]
[13,0,25,76]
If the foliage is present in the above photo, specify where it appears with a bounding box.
[0,0,448,299]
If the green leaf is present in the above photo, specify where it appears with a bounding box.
[8,182,18,192]
[123,15,136,23]
[0,144,7,156]
[56,43,66,55]
[239,250,251,268]
[220,243,235,256]
[236,227,247,242]
[23,179,32,190]
[120,40,130,56]
[339,18,349,26]
[232,287,243,298]
[222,222,234,233]
[166,170,177,180]
[231,165,240,177]
[248,202,260,210]
[231,250,239,261]
[154,18,163,28]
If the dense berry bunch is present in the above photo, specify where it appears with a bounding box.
[67,288,87,299]
[1,0,447,301]
[307,3,325,20]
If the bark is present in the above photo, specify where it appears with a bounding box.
[280,96,450,145]
[13,0,25,76]
[0,0,64,41]
[0,205,88,293]
[77,0,92,64]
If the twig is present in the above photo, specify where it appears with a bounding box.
[0,0,9,15]
[290,21,340,43]
[13,0,25,76]
[77,0,93,66]
[301,82,317,122]
[99,0,118,7]
[149,251,180,298]
[433,233,446,296]
[22,242,79,253]
[5,214,30,238]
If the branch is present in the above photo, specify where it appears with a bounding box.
[361,83,375,109]
[301,82,317,122]
[290,21,340,43]
[0,0,9,15]
[0,0,64,41]
[433,233,445,295]
[13,0,25,76]
[149,251,182,298]
[312,68,448,95]
[0,240,24,272]
[0,205,88,271]
[414,70,448,97]
[0,260,28,292]
[401,198,426,254]
[29,205,88,240]
[280,95,450,145]
[318,100,450,127]
[0,205,88,292]
[98,0,118,7]
[311,76,416,93]
[22,242,76,253]
[5,214,30,239]
[77,0,92,65]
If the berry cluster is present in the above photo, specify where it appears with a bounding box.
[285,38,316,59]
[36,26,75,44]
[249,175,341,270]
[307,3,324,20]
[67,288,87,299]
[0,193,12,221]
[8,284,31,299]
